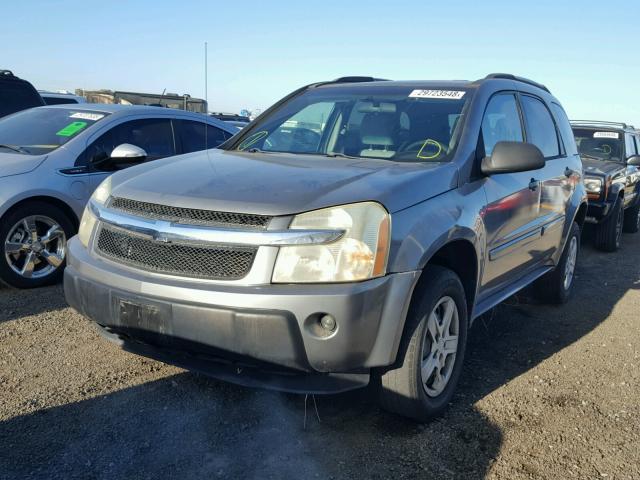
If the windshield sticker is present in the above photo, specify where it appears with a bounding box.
[409,90,466,100]
[56,121,88,137]
[70,112,104,121]
[593,131,619,139]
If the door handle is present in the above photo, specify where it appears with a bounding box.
[529,178,539,191]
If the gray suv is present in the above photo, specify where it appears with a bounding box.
[64,75,587,421]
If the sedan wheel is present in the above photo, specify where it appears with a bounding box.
[4,215,67,280]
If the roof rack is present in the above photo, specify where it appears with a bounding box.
[333,76,389,83]
[0,69,14,76]
[570,120,631,129]
[483,73,550,93]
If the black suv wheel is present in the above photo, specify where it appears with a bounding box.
[594,198,624,252]
[623,203,640,234]
[377,266,468,422]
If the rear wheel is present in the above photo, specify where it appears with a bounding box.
[623,204,640,233]
[594,198,623,252]
[533,222,580,304]
[377,266,468,422]
[0,202,74,288]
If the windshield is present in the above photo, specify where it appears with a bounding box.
[231,85,470,162]
[573,128,624,162]
[0,107,109,155]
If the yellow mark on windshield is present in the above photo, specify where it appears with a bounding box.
[238,131,268,151]
[417,139,443,160]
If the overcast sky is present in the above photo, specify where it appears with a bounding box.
[3,0,639,124]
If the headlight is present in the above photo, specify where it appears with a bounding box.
[92,176,112,206]
[272,202,390,283]
[78,177,112,247]
[584,177,603,195]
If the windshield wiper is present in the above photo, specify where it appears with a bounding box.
[580,153,604,161]
[324,152,359,159]
[0,144,28,154]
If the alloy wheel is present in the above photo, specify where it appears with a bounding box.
[4,215,67,279]
[421,296,459,397]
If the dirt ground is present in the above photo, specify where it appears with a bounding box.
[1,228,639,480]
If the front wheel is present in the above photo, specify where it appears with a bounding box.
[533,222,580,304]
[594,198,623,252]
[0,201,75,288]
[377,266,468,422]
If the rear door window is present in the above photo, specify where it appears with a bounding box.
[625,133,637,158]
[520,95,560,158]
[481,93,524,156]
[175,119,230,153]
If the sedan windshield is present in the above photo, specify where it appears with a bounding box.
[573,128,624,162]
[0,107,109,155]
[231,84,470,162]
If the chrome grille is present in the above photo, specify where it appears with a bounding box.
[96,226,257,280]
[109,197,271,229]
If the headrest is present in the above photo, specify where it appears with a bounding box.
[357,102,397,114]
[360,112,395,146]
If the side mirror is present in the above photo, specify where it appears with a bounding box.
[110,143,147,161]
[627,155,640,166]
[481,141,545,175]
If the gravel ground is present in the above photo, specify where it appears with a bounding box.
[1,228,639,480]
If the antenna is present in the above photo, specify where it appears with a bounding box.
[204,42,208,112]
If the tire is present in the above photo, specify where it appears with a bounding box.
[533,222,580,304]
[377,265,468,422]
[0,201,75,289]
[594,198,624,252]
[623,203,640,234]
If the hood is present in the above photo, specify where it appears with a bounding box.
[110,149,459,215]
[582,157,625,177]
[0,152,48,179]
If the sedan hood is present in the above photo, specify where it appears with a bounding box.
[110,149,459,215]
[0,152,48,179]
[582,157,624,177]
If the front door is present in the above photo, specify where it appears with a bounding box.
[479,93,544,295]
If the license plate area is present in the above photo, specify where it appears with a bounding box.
[113,296,172,338]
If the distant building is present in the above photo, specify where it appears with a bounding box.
[76,89,207,113]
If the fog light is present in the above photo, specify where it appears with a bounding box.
[320,314,337,332]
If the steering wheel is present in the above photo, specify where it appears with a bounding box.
[292,128,321,150]
[403,138,446,160]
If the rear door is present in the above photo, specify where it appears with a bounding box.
[480,93,545,293]
[624,133,640,207]
[519,95,571,261]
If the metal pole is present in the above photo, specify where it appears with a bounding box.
[204,42,208,112]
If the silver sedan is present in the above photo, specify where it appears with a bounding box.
[0,104,238,288]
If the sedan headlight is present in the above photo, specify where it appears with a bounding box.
[584,177,603,195]
[272,202,390,283]
[78,177,112,247]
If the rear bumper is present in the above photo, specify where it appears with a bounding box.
[64,237,420,393]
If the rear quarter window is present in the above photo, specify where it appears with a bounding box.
[551,103,578,156]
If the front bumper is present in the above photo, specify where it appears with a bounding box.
[64,237,420,393]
